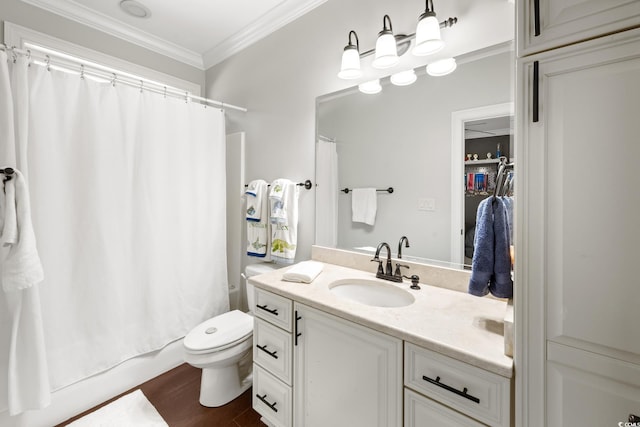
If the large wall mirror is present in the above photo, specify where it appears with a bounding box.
[315,44,514,269]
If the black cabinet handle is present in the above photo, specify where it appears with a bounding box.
[256,394,278,412]
[534,0,541,36]
[294,310,302,346]
[256,344,278,359]
[533,61,540,123]
[256,304,278,316]
[422,375,480,404]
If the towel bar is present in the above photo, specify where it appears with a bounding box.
[244,179,312,190]
[341,187,394,194]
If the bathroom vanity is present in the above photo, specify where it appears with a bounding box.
[250,249,513,427]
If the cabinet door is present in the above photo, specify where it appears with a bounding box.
[517,27,640,426]
[293,303,402,427]
[546,342,640,426]
[518,0,640,56]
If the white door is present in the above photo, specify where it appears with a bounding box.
[517,27,640,426]
[293,303,402,427]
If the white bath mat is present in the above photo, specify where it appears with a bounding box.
[66,389,168,426]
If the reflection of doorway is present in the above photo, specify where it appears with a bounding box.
[450,103,513,266]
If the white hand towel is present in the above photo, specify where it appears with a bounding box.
[282,261,324,283]
[2,169,44,292]
[352,188,377,226]
[245,179,267,221]
[270,180,299,264]
[247,180,270,258]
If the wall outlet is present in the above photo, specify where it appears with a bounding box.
[418,198,436,211]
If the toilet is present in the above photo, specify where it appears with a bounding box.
[183,262,277,407]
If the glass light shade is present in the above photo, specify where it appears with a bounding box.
[390,69,417,86]
[358,79,382,94]
[426,58,457,76]
[372,33,399,69]
[338,46,362,79]
[412,14,444,56]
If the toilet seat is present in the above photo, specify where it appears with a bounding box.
[184,310,253,355]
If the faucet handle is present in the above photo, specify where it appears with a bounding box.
[394,263,409,277]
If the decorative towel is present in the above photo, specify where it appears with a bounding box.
[351,188,377,226]
[282,260,324,283]
[246,180,270,258]
[468,197,514,298]
[245,179,267,221]
[2,169,44,292]
[270,179,299,264]
[269,179,288,225]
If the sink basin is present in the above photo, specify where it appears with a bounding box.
[329,279,415,308]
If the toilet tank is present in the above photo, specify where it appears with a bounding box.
[245,263,278,313]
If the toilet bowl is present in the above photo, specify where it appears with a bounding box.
[183,262,277,407]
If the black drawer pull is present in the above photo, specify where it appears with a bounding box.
[422,375,480,404]
[256,304,278,316]
[295,310,302,346]
[256,344,278,359]
[256,394,278,412]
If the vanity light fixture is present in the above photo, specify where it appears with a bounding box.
[390,69,417,86]
[336,4,457,81]
[372,15,400,69]
[413,0,444,56]
[358,79,382,94]
[338,31,363,79]
[426,57,457,76]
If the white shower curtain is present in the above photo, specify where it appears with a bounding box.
[1,53,229,412]
[315,139,338,247]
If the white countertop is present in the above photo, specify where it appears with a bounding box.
[249,262,514,378]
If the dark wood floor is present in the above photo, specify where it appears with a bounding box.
[57,363,266,427]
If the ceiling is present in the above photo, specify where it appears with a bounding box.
[19,0,328,70]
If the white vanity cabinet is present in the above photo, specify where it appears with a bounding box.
[517,25,640,426]
[253,287,512,427]
[517,0,640,56]
[293,302,402,427]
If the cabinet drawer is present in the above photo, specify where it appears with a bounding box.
[405,388,486,427]
[405,343,510,427]
[254,288,292,332]
[253,364,292,427]
[254,318,293,385]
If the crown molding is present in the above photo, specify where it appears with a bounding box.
[19,0,205,69]
[202,0,328,69]
[20,0,328,71]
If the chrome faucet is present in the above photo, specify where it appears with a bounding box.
[397,236,410,259]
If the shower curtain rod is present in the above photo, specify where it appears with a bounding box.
[0,44,247,113]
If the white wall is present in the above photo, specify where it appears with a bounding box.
[205,0,514,267]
